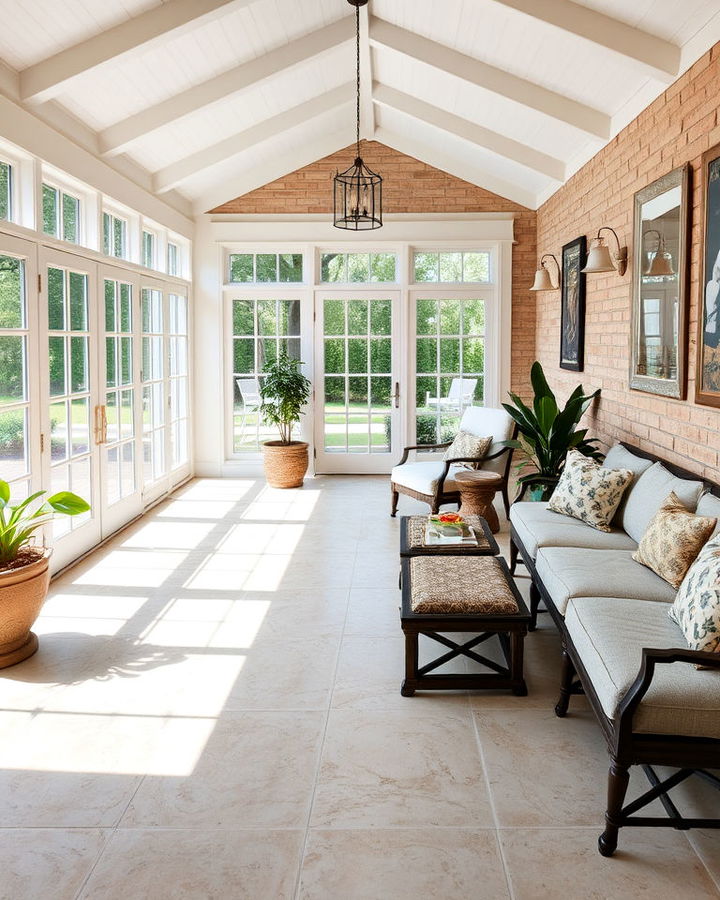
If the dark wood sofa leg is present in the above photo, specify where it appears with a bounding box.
[529,581,540,631]
[391,485,399,517]
[554,647,575,717]
[509,539,519,575]
[598,760,630,857]
[501,482,510,519]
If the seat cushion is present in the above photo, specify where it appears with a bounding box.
[566,596,720,739]
[535,548,676,616]
[410,556,518,614]
[621,462,704,543]
[391,461,464,495]
[510,502,637,560]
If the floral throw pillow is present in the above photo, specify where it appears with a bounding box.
[547,449,633,532]
[633,492,717,588]
[669,532,720,654]
[443,432,493,471]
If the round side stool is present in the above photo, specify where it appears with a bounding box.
[454,470,503,533]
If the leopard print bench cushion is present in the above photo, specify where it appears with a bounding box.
[410,556,518,614]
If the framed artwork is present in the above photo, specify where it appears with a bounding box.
[697,142,720,407]
[560,236,587,371]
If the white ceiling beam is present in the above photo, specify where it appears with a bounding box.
[373,83,565,182]
[489,0,680,83]
[374,125,538,209]
[369,17,610,140]
[154,83,354,194]
[99,17,355,157]
[197,127,354,215]
[359,5,375,139]
[19,0,249,103]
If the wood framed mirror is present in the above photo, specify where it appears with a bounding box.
[630,164,690,399]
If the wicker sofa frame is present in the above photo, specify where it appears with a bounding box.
[509,442,720,856]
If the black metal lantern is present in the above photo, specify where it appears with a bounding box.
[333,0,382,230]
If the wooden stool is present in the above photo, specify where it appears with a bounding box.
[454,470,503,533]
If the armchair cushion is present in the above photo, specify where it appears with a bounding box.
[391,461,464,496]
[442,432,493,470]
[457,406,514,477]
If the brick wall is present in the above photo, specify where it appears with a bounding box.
[536,47,720,480]
[211,140,537,398]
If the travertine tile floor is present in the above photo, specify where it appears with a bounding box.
[0,476,718,899]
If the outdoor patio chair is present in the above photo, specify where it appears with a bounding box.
[425,376,477,411]
[235,378,262,434]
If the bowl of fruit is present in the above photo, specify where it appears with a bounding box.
[428,512,465,537]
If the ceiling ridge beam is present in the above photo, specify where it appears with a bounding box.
[19,0,250,104]
[369,16,610,140]
[373,82,565,182]
[359,5,375,139]
[154,82,355,194]
[489,0,680,83]
[99,16,355,157]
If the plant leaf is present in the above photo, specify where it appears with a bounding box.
[0,481,9,509]
[46,492,90,515]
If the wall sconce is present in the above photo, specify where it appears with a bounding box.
[581,226,628,276]
[643,229,675,276]
[529,253,561,291]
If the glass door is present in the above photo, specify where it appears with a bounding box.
[141,282,168,503]
[314,290,401,474]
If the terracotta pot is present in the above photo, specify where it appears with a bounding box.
[0,548,52,668]
[262,441,309,489]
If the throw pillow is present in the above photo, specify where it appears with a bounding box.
[443,432,493,470]
[669,532,720,654]
[547,449,634,532]
[633,492,717,589]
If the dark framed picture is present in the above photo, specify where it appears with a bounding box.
[696,142,720,407]
[560,235,587,371]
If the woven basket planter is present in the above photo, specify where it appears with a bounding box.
[0,548,52,668]
[263,441,309,489]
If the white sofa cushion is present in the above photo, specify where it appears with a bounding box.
[697,493,720,539]
[535,547,676,616]
[391,461,465,495]
[566,596,720,739]
[510,501,637,560]
[603,444,654,524]
[621,462,704,543]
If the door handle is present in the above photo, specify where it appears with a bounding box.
[394,382,400,409]
[94,405,108,445]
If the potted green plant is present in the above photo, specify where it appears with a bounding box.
[259,350,312,489]
[503,361,602,501]
[0,480,89,667]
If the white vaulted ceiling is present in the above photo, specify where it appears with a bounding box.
[0,0,719,213]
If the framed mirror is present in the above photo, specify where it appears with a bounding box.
[630,164,690,398]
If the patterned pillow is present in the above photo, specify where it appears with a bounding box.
[547,449,633,532]
[633,492,717,588]
[669,532,720,654]
[443,432,493,470]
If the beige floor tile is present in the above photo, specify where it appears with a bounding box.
[299,828,510,900]
[344,587,402,636]
[500,827,720,899]
[311,708,493,828]
[79,828,304,900]
[122,710,325,828]
[688,830,720,892]
[0,828,108,900]
[352,552,403,589]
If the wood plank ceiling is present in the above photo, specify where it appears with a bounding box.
[0,0,719,214]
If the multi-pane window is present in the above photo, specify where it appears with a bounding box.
[232,298,301,452]
[0,162,11,221]
[42,184,80,243]
[169,294,189,468]
[103,211,128,259]
[229,253,302,283]
[415,297,485,445]
[141,289,165,483]
[142,230,155,269]
[0,254,29,495]
[413,251,490,283]
[320,252,396,283]
[104,279,135,505]
[167,242,179,276]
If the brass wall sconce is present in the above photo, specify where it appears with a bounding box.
[529,253,561,291]
[581,226,628,276]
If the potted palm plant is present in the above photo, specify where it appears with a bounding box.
[503,361,602,501]
[0,480,89,667]
[259,350,312,489]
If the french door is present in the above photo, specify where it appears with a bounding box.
[313,290,402,474]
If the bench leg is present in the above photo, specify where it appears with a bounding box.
[401,630,418,697]
[599,760,630,857]
[529,581,541,631]
[511,631,527,696]
[555,647,575,717]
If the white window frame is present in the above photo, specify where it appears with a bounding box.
[225,249,306,286]
[316,248,400,286]
[410,248,493,285]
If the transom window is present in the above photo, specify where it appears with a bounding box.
[168,242,179,276]
[229,252,303,284]
[320,252,396,283]
[0,162,11,221]
[42,183,80,244]
[142,230,156,269]
[413,251,490,283]
[103,211,128,259]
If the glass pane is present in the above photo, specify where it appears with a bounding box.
[49,336,66,396]
[168,243,179,276]
[0,255,23,328]
[71,397,89,455]
[172,419,188,467]
[463,252,490,282]
[107,445,120,505]
[42,184,58,236]
[416,338,437,374]
[347,338,367,373]
[48,267,65,330]
[257,299,277,336]
[62,193,79,243]
[70,458,91,526]
[51,466,70,538]
[142,231,154,268]
[113,217,125,257]
[233,299,254,336]
[120,283,132,332]
[229,254,253,283]
[170,294,187,335]
[103,213,111,255]
[104,280,116,332]
[150,337,163,380]
[277,299,300,335]
[348,376,368,407]
[370,338,391,374]
[324,338,345,374]
[321,253,346,282]
[416,413,438,445]
[233,339,255,374]
[279,253,302,282]
[474,376,485,404]
[106,391,119,444]
[463,337,485,372]
[416,299,437,335]
[50,400,68,460]
[347,300,368,335]
[152,383,164,427]
[416,375,436,408]
[256,254,277,282]
[0,407,26,480]
[370,375,391,409]
[171,378,187,419]
[121,441,135,495]
[106,337,117,388]
[120,389,134,439]
[0,336,25,402]
[0,162,10,220]
[70,336,88,392]
[120,336,132,384]
[463,299,485,334]
[279,337,301,361]
[414,252,438,282]
[440,299,461,334]
[439,338,460,373]
[348,253,369,282]
[370,299,391,335]
[258,338,277,369]
[439,252,462,282]
[152,429,165,480]
[370,253,396,282]
[69,272,87,331]
[323,299,344,335]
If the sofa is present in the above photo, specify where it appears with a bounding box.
[509,442,720,856]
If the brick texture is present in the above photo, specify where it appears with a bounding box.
[536,47,720,480]
[211,140,537,398]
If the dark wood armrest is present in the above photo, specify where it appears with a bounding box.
[398,442,451,465]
